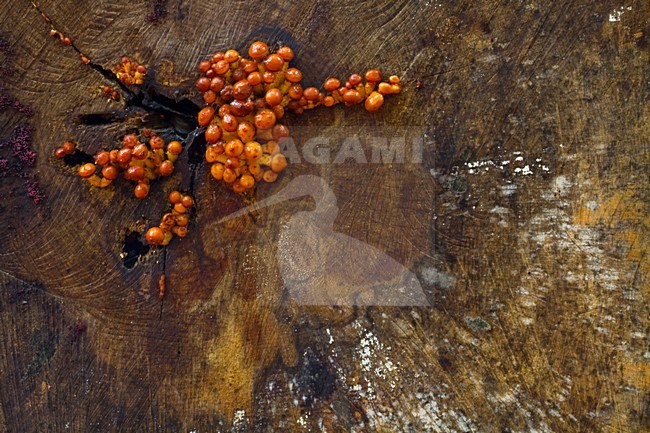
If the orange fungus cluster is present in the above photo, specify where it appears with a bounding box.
[145,191,193,246]
[58,129,182,199]
[55,42,402,249]
[194,40,401,193]
[116,56,147,86]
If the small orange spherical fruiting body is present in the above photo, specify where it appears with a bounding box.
[263,170,278,183]
[364,91,384,112]
[254,109,276,130]
[102,165,119,180]
[343,89,363,105]
[181,195,193,208]
[175,214,189,227]
[149,136,165,150]
[173,203,187,214]
[198,106,215,127]
[377,82,393,95]
[224,139,244,157]
[277,46,294,61]
[221,113,238,132]
[232,67,246,82]
[213,60,229,75]
[244,141,262,160]
[210,163,224,180]
[205,125,223,143]
[203,90,217,104]
[78,163,96,178]
[62,141,75,154]
[172,226,188,238]
[225,157,240,170]
[199,60,211,73]
[169,191,182,204]
[288,84,303,100]
[264,88,282,106]
[134,182,150,199]
[247,71,262,86]
[237,121,256,142]
[205,144,224,163]
[323,78,341,92]
[125,165,145,181]
[167,140,183,156]
[159,160,174,176]
[348,73,362,86]
[365,69,382,83]
[117,147,131,164]
[222,168,237,183]
[248,41,269,60]
[224,49,240,63]
[95,150,110,166]
[272,124,290,141]
[303,87,319,101]
[238,174,254,189]
[262,71,277,84]
[145,226,165,245]
[232,79,253,100]
[264,54,284,72]
[123,134,138,148]
[210,76,225,92]
[196,77,211,92]
[132,143,148,160]
[270,154,288,173]
[285,67,302,83]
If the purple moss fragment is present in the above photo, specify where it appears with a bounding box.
[25,180,44,204]
[8,125,36,167]
[0,34,11,55]
[146,0,168,22]
[0,126,43,204]
[0,91,33,116]
[0,29,40,205]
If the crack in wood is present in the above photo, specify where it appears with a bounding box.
[29,0,200,137]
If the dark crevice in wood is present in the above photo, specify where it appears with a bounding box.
[184,126,206,200]
[121,231,150,269]
[139,86,198,133]
[75,112,123,126]
[62,148,94,166]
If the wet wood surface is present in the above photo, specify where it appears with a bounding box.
[0,0,648,432]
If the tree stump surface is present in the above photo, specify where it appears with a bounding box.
[0,0,648,432]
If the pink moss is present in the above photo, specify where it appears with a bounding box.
[25,180,44,204]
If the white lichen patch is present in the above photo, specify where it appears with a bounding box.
[232,409,247,428]
[458,150,551,177]
[609,6,632,22]
[345,321,480,432]
[420,266,456,291]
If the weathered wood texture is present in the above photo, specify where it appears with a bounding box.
[0,0,648,432]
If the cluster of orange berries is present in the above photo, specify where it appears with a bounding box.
[145,191,193,246]
[57,130,183,199]
[53,140,76,159]
[116,56,147,86]
[49,28,71,47]
[100,85,121,102]
[194,41,401,193]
